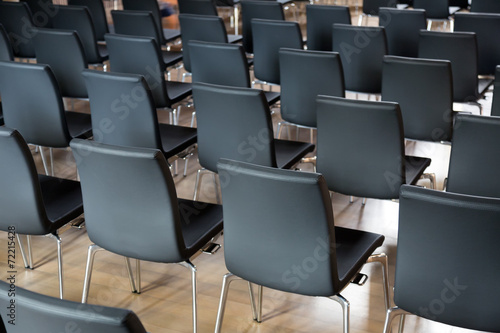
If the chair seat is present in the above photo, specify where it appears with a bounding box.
[275,139,315,169]
[38,174,83,232]
[159,123,197,157]
[65,111,93,139]
[163,28,181,43]
[264,91,280,106]
[479,77,494,96]
[404,155,431,185]
[178,198,223,258]
[228,34,243,44]
[162,50,183,68]
[166,81,193,105]
[335,226,384,287]
[97,43,109,61]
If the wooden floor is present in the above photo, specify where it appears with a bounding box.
[0,3,493,333]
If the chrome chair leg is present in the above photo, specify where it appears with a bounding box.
[190,111,197,127]
[213,173,221,204]
[330,294,350,333]
[179,261,197,333]
[136,259,141,294]
[427,20,432,31]
[382,307,409,333]
[124,257,137,293]
[257,285,263,323]
[27,235,33,269]
[16,234,29,268]
[276,121,283,139]
[193,168,207,200]
[214,273,239,333]
[349,196,354,203]
[248,282,258,321]
[398,314,406,333]
[49,147,54,176]
[39,145,50,175]
[362,198,367,206]
[81,244,104,303]
[366,253,390,310]
[49,233,63,299]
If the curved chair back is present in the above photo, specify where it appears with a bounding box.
[379,8,426,58]
[178,14,229,73]
[178,0,218,15]
[0,61,71,148]
[316,96,405,199]
[446,114,500,198]
[413,0,450,19]
[471,0,500,13]
[279,48,345,128]
[68,0,109,42]
[382,56,453,142]
[189,40,251,87]
[450,0,469,8]
[0,281,147,333]
[20,0,54,28]
[0,24,14,61]
[0,2,37,58]
[81,69,163,151]
[306,5,351,52]
[240,0,284,53]
[396,185,500,332]
[491,66,500,116]
[122,0,166,44]
[192,82,276,172]
[104,33,171,108]
[454,12,500,76]
[112,10,163,46]
[362,0,397,16]
[332,24,387,94]
[34,29,88,99]
[419,30,479,103]
[252,19,303,85]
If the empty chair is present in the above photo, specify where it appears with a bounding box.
[446,114,500,198]
[71,138,223,333]
[0,127,84,299]
[0,281,147,332]
[0,2,37,59]
[68,0,110,42]
[491,66,500,116]
[20,0,55,28]
[252,19,303,86]
[316,96,432,202]
[278,48,345,142]
[332,24,388,96]
[306,4,351,52]
[383,185,500,333]
[240,0,285,54]
[413,0,456,30]
[192,82,315,202]
[471,0,500,13]
[379,8,426,58]
[214,158,389,333]
[178,0,219,15]
[358,0,397,26]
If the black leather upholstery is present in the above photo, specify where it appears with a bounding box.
[178,0,219,15]
[471,0,500,13]
[68,0,110,42]
[396,185,500,332]
[20,0,54,28]
[491,66,500,117]
[306,4,351,52]
[361,0,396,16]
[413,0,450,19]
[0,2,37,58]
[382,56,454,142]
[379,8,426,58]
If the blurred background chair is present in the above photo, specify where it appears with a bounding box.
[68,0,111,43]
[0,2,37,60]
[178,0,219,15]
[358,0,397,26]
[413,0,458,30]
[306,4,351,52]
[20,0,55,28]
[470,0,500,13]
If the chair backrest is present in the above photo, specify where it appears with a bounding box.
[33,28,88,99]
[189,40,251,87]
[379,8,426,58]
[279,48,345,128]
[71,139,187,263]
[51,5,103,64]
[0,2,37,58]
[316,96,405,199]
[413,0,450,19]
[471,0,500,13]
[252,19,303,85]
[0,61,71,148]
[122,0,166,44]
[81,69,163,151]
[68,0,109,42]
[20,0,55,28]
[178,0,219,15]
[111,10,163,46]
[382,55,453,142]
[450,0,469,8]
[0,281,146,332]
[332,24,387,94]
[397,185,500,332]
[491,65,500,116]
[362,0,397,16]
[192,82,276,172]
[306,4,351,52]
[240,0,284,53]
[0,127,51,235]
[178,14,229,73]
[105,33,170,108]
[217,159,340,296]
[0,24,14,61]
[446,114,500,198]
[454,12,500,76]
[418,30,479,103]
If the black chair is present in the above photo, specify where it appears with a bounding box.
[105,33,192,125]
[379,8,426,58]
[51,5,109,69]
[471,0,500,13]
[214,158,389,332]
[413,0,457,30]
[20,0,55,28]
[383,185,500,333]
[491,66,500,116]
[306,4,351,52]
[316,96,432,204]
[278,48,345,143]
[0,61,92,176]
[240,0,284,54]
[0,24,14,127]
[0,2,37,59]
[178,0,219,15]
[252,19,303,87]
[0,281,147,332]
[192,82,315,202]
[81,69,197,176]
[71,139,223,333]
[446,114,500,198]
[358,0,397,26]
[418,30,486,114]
[68,0,110,42]
[0,127,84,299]
[454,12,500,77]
[332,24,388,97]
